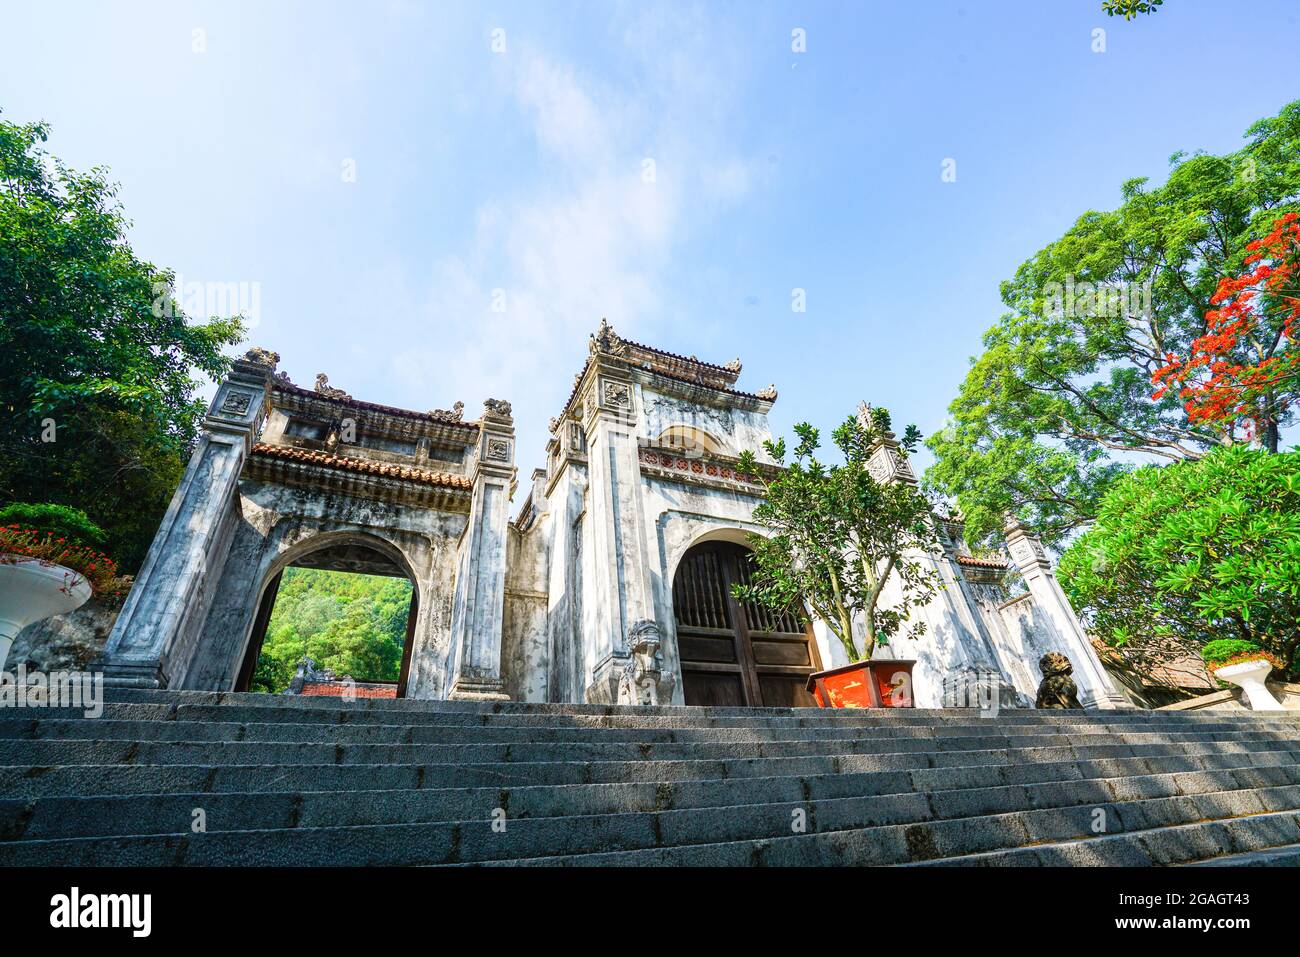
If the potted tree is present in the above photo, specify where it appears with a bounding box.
[0,504,122,669]
[732,408,943,708]
[1201,639,1287,711]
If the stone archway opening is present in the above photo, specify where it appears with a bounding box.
[670,540,822,707]
[235,539,420,698]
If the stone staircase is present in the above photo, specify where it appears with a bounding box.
[2,689,1300,866]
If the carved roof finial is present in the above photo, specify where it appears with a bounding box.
[589,317,627,357]
[725,358,742,374]
[242,347,280,368]
[756,384,778,401]
[426,400,465,423]
[483,398,512,418]
[314,373,352,401]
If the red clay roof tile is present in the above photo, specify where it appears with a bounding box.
[251,443,472,490]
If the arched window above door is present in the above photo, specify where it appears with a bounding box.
[657,424,726,457]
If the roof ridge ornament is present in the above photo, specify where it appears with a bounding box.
[756,384,778,401]
[589,317,628,357]
[725,357,742,374]
[314,373,352,401]
[242,347,280,368]
[427,400,464,422]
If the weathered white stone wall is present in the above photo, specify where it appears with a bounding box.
[970,588,1047,700]
[638,386,776,463]
[537,465,587,702]
[502,516,551,703]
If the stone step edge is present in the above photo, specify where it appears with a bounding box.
[4,744,1298,787]
[899,808,1300,867]
[87,689,1300,721]
[5,723,1297,749]
[5,716,1298,739]
[3,762,1293,841]
[1181,841,1300,866]
[5,733,1294,764]
[5,781,1297,865]
[483,806,1300,868]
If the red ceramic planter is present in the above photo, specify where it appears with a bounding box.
[805,659,916,709]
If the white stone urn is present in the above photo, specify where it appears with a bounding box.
[1213,658,1285,712]
[0,556,93,670]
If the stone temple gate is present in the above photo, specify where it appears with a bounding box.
[101,325,1124,709]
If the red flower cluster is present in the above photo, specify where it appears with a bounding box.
[0,524,122,595]
[1152,212,1300,440]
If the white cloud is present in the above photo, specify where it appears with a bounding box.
[388,22,757,480]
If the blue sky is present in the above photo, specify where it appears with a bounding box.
[3,0,1298,479]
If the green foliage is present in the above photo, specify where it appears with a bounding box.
[1058,445,1300,677]
[1102,0,1163,19]
[0,502,105,547]
[0,113,245,572]
[1200,639,1262,665]
[250,568,413,693]
[925,100,1300,547]
[733,408,942,662]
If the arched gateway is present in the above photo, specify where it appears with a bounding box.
[102,329,1124,711]
[671,540,822,707]
[234,536,421,697]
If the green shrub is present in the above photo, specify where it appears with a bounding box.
[1059,445,1300,679]
[0,503,106,547]
[1201,639,1262,664]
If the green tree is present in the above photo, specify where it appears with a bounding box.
[1058,445,1300,680]
[733,409,943,662]
[0,114,244,571]
[1102,0,1164,19]
[250,568,413,693]
[925,100,1300,547]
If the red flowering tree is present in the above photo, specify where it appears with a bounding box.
[1152,211,1300,451]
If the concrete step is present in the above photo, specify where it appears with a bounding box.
[2,729,1294,771]
[73,687,1300,727]
[1183,841,1300,866]
[6,748,1296,804]
[909,812,1300,866]
[4,689,1292,866]
[493,807,1300,868]
[4,716,1297,747]
[7,783,1297,867]
[2,717,1289,769]
[101,686,1300,718]
[5,760,1297,841]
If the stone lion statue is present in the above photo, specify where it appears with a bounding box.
[1035,651,1082,709]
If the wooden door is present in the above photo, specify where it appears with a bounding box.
[671,541,822,707]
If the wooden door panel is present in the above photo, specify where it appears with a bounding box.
[682,670,746,707]
[677,634,738,663]
[673,541,821,708]
[750,636,814,667]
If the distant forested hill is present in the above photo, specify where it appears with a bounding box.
[251,568,413,693]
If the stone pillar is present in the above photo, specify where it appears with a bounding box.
[580,362,660,704]
[99,349,278,688]
[445,400,515,701]
[1004,518,1125,709]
